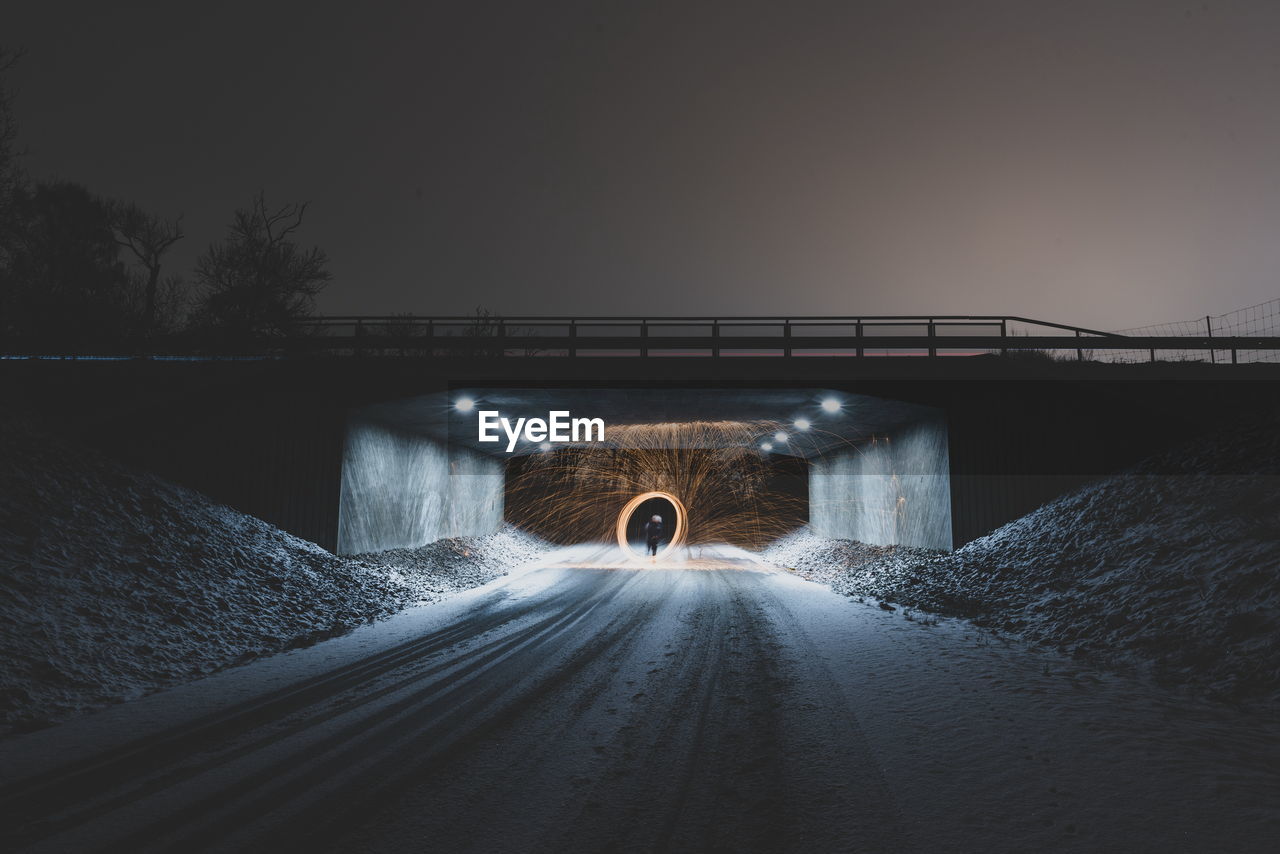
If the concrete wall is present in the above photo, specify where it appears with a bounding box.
[808,418,953,550]
[337,419,504,554]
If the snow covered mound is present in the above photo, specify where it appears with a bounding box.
[762,532,963,610]
[767,416,1280,707]
[0,412,550,736]
[354,526,552,601]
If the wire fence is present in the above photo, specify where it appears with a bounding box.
[1094,298,1280,364]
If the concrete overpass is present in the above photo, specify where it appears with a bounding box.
[5,315,1279,554]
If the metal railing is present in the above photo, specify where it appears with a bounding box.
[1101,298,1280,364]
[5,314,1279,361]
[279,314,1279,362]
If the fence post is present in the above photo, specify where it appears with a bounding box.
[711,320,720,357]
[1206,315,1215,364]
[927,319,937,358]
[1076,328,1083,362]
[999,319,1007,357]
[783,320,792,357]
[856,320,864,358]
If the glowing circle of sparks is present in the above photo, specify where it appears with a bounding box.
[615,490,689,561]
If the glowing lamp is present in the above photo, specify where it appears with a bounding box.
[821,397,841,413]
[774,431,788,443]
[455,396,475,412]
[761,442,773,451]
[794,418,811,431]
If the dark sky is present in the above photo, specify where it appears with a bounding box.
[8,1,1280,327]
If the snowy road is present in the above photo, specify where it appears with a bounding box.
[3,546,1278,853]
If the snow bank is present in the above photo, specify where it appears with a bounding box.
[0,412,550,735]
[353,526,550,601]
[766,416,1280,707]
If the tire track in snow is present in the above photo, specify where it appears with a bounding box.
[8,558,920,854]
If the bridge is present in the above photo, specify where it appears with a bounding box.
[296,314,1279,364]
[7,313,1280,364]
[5,309,1278,558]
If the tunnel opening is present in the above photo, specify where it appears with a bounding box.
[337,388,952,555]
[503,444,808,551]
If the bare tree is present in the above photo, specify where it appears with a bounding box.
[108,200,184,335]
[192,192,331,339]
[463,306,505,357]
[383,312,427,356]
[459,306,543,356]
[2,181,137,347]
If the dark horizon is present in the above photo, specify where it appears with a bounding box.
[7,1,1280,329]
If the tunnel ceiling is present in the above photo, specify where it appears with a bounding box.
[352,388,942,460]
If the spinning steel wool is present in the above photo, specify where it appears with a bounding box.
[505,421,808,550]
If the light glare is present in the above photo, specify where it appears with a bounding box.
[774,431,788,443]
[794,418,811,431]
[821,397,841,413]
[455,396,475,412]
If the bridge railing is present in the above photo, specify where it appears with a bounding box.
[5,313,1280,361]
[273,314,1276,362]
[1094,298,1280,365]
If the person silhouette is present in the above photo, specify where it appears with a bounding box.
[643,514,664,559]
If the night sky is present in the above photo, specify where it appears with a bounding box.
[8,1,1280,326]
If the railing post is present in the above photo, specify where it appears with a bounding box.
[783,319,792,357]
[927,319,937,358]
[712,320,720,357]
[1206,315,1215,364]
[640,320,648,357]
[1076,328,1083,362]
[568,319,576,357]
[855,320,864,358]
[999,318,1007,357]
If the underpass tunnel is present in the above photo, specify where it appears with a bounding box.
[336,388,953,556]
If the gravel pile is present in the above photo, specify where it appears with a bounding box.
[767,415,1280,708]
[762,534,960,610]
[0,411,550,735]
[355,526,552,602]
